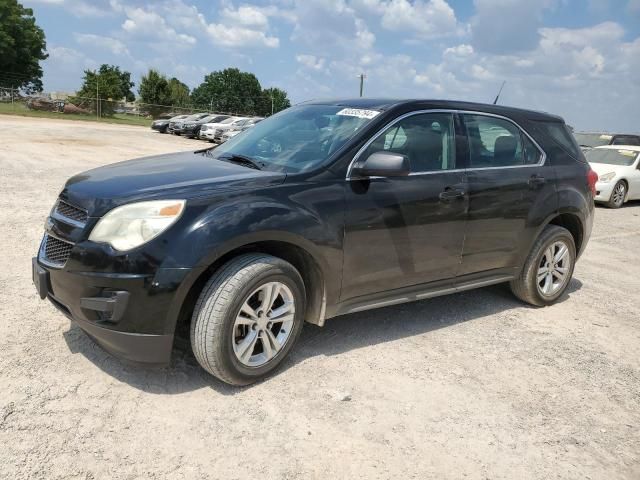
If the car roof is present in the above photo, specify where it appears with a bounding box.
[593,145,640,152]
[299,98,563,122]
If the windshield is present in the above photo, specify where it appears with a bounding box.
[586,148,638,166]
[208,105,378,173]
[574,133,612,148]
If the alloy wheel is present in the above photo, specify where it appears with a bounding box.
[232,282,295,367]
[536,240,572,297]
[612,183,626,207]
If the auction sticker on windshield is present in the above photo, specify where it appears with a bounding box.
[336,108,380,119]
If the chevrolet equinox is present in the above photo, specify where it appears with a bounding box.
[33,99,596,385]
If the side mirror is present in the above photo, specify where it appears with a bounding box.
[351,151,411,178]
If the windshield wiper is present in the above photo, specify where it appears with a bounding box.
[218,153,263,170]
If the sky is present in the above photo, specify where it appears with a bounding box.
[23,0,640,132]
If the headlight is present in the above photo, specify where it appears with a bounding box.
[598,172,616,183]
[89,200,185,251]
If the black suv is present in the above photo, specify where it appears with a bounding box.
[33,99,596,385]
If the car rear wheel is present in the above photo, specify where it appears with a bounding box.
[607,181,626,209]
[510,225,576,306]
[190,254,305,385]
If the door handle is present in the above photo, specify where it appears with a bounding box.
[439,188,466,201]
[528,174,546,187]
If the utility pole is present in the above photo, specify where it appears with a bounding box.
[271,94,274,116]
[210,97,214,112]
[358,73,366,97]
[95,69,99,120]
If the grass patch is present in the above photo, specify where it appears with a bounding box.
[0,102,152,127]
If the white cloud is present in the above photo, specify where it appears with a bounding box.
[121,7,197,47]
[205,24,279,48]
[379,0,459,38]
[74,33,130,55]
[28,0,120,17]
[296,54,326,71]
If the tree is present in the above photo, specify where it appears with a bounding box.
[75,64,135,115]
[138,69,171,117]
[191,68,263,115]
[167,77,190,107]
[259,87,291,116]
[0,0,48,93]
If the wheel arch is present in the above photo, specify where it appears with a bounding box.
[172,238,328,345]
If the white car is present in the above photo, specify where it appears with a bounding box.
[199,117,243,141]
[586,145,640,208]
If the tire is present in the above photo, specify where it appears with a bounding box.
[190,254,306,385]
[606,180,626,209]
[510,225,576,307]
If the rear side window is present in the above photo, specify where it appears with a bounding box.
[463,114,541,168]
[535,121,583,159]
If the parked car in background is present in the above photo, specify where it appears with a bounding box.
[199,116,244,141]
[212,117,261,143]
[167,114,191,134]
[216,118,264,144]
[151,119,169,133]
[170,113,210,135]
[574,132,640,152]
[586,145,640,208]
[152,115,185,134]
[180,114,230,139]
[33,99,595,385]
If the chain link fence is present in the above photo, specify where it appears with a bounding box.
[0,87,265,124]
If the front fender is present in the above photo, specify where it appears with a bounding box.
[162,181,346,331]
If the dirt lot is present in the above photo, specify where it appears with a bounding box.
[1,115,639,479]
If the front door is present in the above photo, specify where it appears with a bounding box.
[459,113,557,276]
[341,111,468,300]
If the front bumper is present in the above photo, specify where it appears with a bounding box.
[594,181,615,203]
[33,255,192,366]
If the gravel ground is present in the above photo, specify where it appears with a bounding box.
[1,115,639,480]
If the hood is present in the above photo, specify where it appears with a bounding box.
[60,150,286,216]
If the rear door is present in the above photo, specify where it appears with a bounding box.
[459,113,557,277]
[341,111,468,300]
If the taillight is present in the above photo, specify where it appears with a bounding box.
[587,168,598,196]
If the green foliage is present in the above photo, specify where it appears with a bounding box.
[138,69,171,117]
[75,64,135,116]
[0,0,48,93]
[191,68,264,115]
[260,87,291,116]
[167,77,190,107]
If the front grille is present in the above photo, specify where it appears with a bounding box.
[55,199,88,224]
[43,235,73,267]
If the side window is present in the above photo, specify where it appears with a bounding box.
[362,113,456,173]
[463,114,524,167]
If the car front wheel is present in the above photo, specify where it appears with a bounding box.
[510,225,576,306]
[190,254,306,385]
[607,180,626,208]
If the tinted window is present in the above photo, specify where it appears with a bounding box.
[464,114,526,167]
[361,113,456,172]
[536,122,583,159]
[612,136,640,146]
